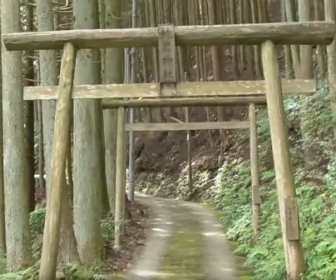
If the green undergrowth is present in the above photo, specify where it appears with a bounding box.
[137,82,336,280]
[0,210,123,280]
[136,170,214,201]
[153,214,204,280]
[210,156,336,280]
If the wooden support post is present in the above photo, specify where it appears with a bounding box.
[185,110,193,195]
[122,128,127,235]
[114,106,126,250]
[249,104,261,242]
[262,40,306,280]
[39,43,76,280]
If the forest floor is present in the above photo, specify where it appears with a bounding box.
[107,201,149,275]
[124,193,252,280]
[33,190,149,278]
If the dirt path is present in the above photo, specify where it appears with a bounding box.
[127,193,173,280]
[126,193,240,280]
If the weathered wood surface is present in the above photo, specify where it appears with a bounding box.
[39,43,76,280]
[125,121,249,132]
[24,79,316,100]
[262,40,306,279]
[158,25,177,96]
[284,197,300,241]
[158,25,176,83]
[3,22,334,51]
[102,96,268,108]
[249,103,261,241]
[114,107,126,250]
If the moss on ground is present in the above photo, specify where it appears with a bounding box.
[153,215,205,280]
[98,274,126,280]
[201,202,255,280]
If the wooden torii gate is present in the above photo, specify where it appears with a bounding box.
[2,21,332,280]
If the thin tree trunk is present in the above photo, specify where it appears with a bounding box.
[38,101,45,190]
[284,0,301,77]
[229,0,238,79]
[325,0,336,139]
[282,1,294,79]
[128,0,137,202]
[24,0,36,213]
[73,0,104,266]
[1,0,33,270]
[298,0,313,79]
[0,2,5,254]
[313,0,327,77]
[104,0,124,214]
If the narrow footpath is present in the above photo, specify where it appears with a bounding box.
[126,193,247,280]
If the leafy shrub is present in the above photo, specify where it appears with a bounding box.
[100,214,114,242]
[29,208,46,235]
